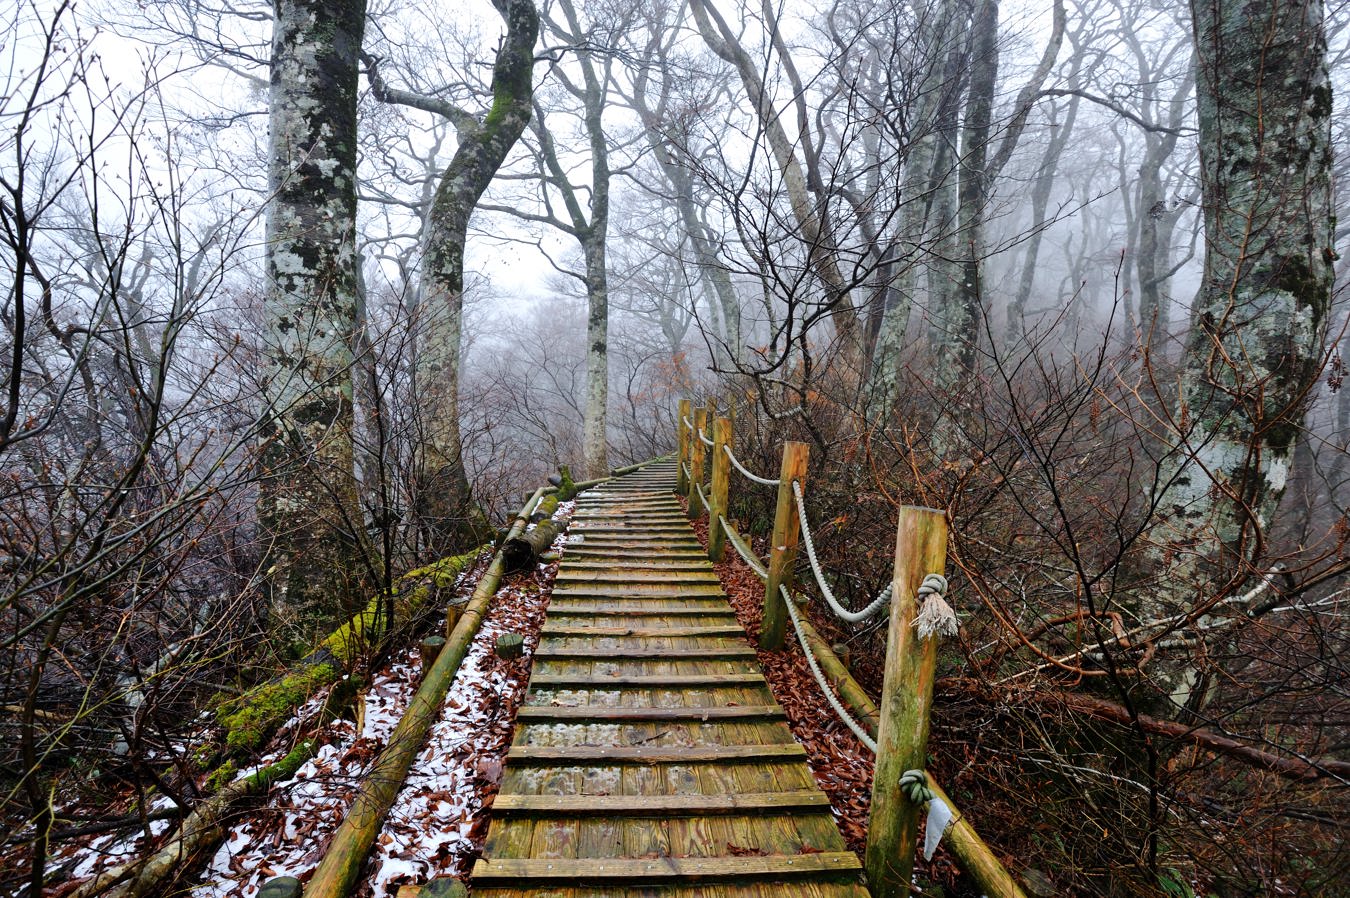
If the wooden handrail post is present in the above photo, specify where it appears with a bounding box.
[865,506,949,898]
[686,406,707,520]
[761,441,809,650]
[707,416,732,561]
[676,398,692,495]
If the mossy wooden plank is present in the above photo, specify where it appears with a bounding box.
[532,646,756,660]
[527,673,762,688]
[540,625,744,638]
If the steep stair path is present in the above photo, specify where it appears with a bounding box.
[471,460,868,897]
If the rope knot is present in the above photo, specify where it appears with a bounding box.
[913,573,957,640]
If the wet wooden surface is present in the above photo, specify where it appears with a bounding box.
[470,461,868,898]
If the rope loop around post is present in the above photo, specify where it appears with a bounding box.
[790,479,893,624]
[722,444,781,487]
[914,574,957,639]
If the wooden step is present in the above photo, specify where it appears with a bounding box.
[539,624,745,638]
[550,585,726,599]
[489,790,830,817]
[532,645,756,660]
[544,604,734,617]
[505,742,806,764]
[527,672,763,688]
[471,853,863,885]
[516,705,785,721]
[554,570,721,583]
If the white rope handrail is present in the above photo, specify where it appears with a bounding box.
[719,515,768,579]
[723,444,780,487]
[790,480,892,623]
[681,415,693,429]
[697,429,715,447]
[782,584,878,752]
[694,481,710,512]
[680,462,691,480]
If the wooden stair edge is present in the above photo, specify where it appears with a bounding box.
[470,852,863,884]
[490,789,831,816]
[515,704,785,721]
[505,743,807,764]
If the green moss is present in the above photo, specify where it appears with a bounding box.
[205,760,239,793]
[403,547,481,590]
[213,547,484,758]
[217,662,338,755]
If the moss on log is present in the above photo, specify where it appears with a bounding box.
[216,547,483,756]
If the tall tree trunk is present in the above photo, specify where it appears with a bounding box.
[949,0,999,384]
[1150,0,1334,703]
[259,0,371,636]
[1134,65,1194,342]
[1006,91,1079,348]
[689,0,865,385]
[413,0,539,547]
[865,0,960,424]
[582,230,610,478]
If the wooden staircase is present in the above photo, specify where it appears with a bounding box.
[470,460,868,897]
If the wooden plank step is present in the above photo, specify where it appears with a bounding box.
[549,587,727,599]
[539,624,745,638]
[505,742,806,764]
[532,646,756,660]
[544,605,736,617]
[470,853,863,885]
[527,672,763,688]
[559,561,716,572]
[489,790,830,817]
[570,513,689,521]
[516,705,785,721]
[561,549,711,560]
[554,571,721,583]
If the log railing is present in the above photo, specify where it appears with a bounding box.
[676,399,1027,898]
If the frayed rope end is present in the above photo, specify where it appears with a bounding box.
[914,573,958,639]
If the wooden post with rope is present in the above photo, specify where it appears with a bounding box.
[676,398,691,495]
[707,416,732,561]
[686,405,707,520]
[761,441,808,650]
[865,506,950,898]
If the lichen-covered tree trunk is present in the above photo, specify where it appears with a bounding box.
[582,230,610,478]
[1151,0,1333,701]
[865,0,959,424]
[259,0,371,636]
[414,0,539,546]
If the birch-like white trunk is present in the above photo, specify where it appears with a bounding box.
[259,0,370,635]
[1151,0,1334,705]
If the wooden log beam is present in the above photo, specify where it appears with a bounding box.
[676,398,692,494]
[867,506,948,898]
[302,488,545,898]
[707,416,732,562]
[762,441,808,650]
[720,511,1027,898]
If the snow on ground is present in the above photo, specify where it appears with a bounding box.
[196,509,566,897]
[192,651,422,897]
[35,506,568,898]
[361,529,561,896]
